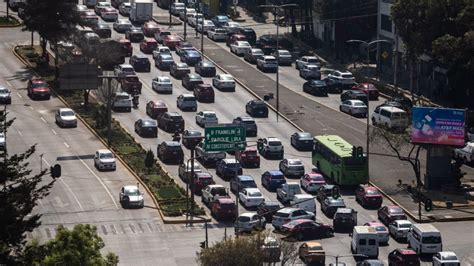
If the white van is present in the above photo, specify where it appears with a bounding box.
[407,223,442,254]
[371,106,408,130]
[290,194,316,214]
[351,226,379,258]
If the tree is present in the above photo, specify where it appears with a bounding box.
[0,109,56,264]
[145,149,155,174]
[22,224,119,266]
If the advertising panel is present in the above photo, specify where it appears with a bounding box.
[411,107,465,146]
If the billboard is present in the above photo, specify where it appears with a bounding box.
[411,107,465,146]
[59,63,99,90]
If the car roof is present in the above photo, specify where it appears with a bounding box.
[278,207,299,213]
[262,201,280,207]
[222,158,238,164]
[365,221,384,226]
[347,99,366,104]
[438,251,457,257]
[244,187,260,193]
[58,107,74,112]
[217,197,234,204]
[394,219,412,225]
[237,116,255,121]
[167,112,182,116]
[201,110,215,114]
[267,137,281,141]
[378,106,406,113]
[163,141,181,146]
[304,241,322,247]
[326,196,344,202]
[200,61,214,66]
[240,212,257,218]
[220,74,233,78]
[398,248,417,255]
[287,158,302,164]
[237,175,254,181]
[262,55,276,60]
[97,149,112,154]
[267,170,283,176]
[123,185,138,190]
[335,208,353,213]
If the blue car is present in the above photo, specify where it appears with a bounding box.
[261,170,287,191]
[180,49,202,66]
[211,15,229,27]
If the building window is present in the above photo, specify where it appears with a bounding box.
[381,14,392,32]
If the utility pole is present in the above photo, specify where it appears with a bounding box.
[183,0,188,41]
[200,9,204,54]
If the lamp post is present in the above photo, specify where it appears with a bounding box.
[259,4,298,122]
[346,39,393,180]
[183,134,204,225]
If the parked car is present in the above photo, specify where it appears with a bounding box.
[170,62,191,79]
[230,175,256,193]
[300,172,326,193]
[388,220,412,240]
[177,94,197,111]
[257,201,281,223]
[201,184,229,206]
[232,116,257,137]
[377,205,407,225]
[94,149,116,171]
[195,61,216,77]
[281,219,334,241]
[207,27,227,41]
[157,141,184,164]
[299,64,321,80]
[146,100,168,119]
[211,197,236,221]
[182,73,204,91]
[142,21,160,37]
[196,20,215,33]
[152,76,173,94]
[134,119,158,137]
[321,196,346,218]
[303,80,328,96]
[261,170,286,191]
[119,185,144,208]
[230,41,252,56]
[298,241,326,265]
[352,83,379,100]
[271,49,293,66]
[182,129,203,149]
[158,112,185,133]
[246,99,268,117]
[432,251,459,266]
[295,56,321,69]
[355,184,383,209]
[212,74,235,91]
[257,55,278,72]
[139,38,158,54]
[244,48,264,64]
[341,90,368,104]
[194,84,215,103]
[235,147,260,168]
[339,100,368,118]
[235,212,266,234]
[388,248,420,266]
[0,86,12,104]
[155,54,174,70]
[316,184,338,202]
[364,221,389,245]
[279,158,305,178]
[290,132,314,151]
[239,188,265,208]
[125,27,144,42]
[27,78,50,100]
[195,110,218,127]
[129,55,151,72]
[55,108,77,128]
[272,208,315,230]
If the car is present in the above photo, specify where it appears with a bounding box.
[195,142,227,166]
[352,83,379,100]
[299,64,321,80]
[300,172,326,193]
[178,7,196,21]
[261,170,286,191]
[182,73,204,91]
[256,201,281,223]
[192,172,215,194]
[201,184,229,206]
[303,80,329,96]
[182,129,203,149]
[152,46,171,60]
[120,75,142,94]
[195,111,218,127]
[152,76,173,94]
[27,78,51,100]
[226,33,247,47]
[356,260,385,266]
[157,141,184,164]
[432,251,459,266]
[316,184,339,202]
[282,219,334,241]
[196,20,215,33]
[295,56,321,70]
[92,23,111,38]
[211,197,236,221]
[364,221,389,245]
[119,38,132,57]
[118,2,132,16]
[222,21,242,34]
[235,147,260,168]
[139,38,158,54]
[388,220,412,240]
[377,205,407,225]
[154,54,175,70]
[94,1,111,16]
[290,132,314,151]
[195,61,217,77]
[80,11,99,26]
[178,161,202,182]
[154,30,172,44]
[235,27,257,45]
[134,119,158,138]
[298,241,326,265]
[158,112,185,133]
[176,42,195,56]
[212,74,236,91]
[55,108,77,128]
[230,175,256,193]
[279,158,305,178]
[146,100,168,119]
[258,137,284,159]
[323,77,344,94]
[119,185,144,208]
[211,15,229,27]
[188,12,203,27]
[246,99,268,117]
[207,27,227,41]
[129,55,151,72]
[371,105,409,131]
[341,90,368,104]
[339,100,368,117]
[230,41,251,56]
[114,64,136,79]
[256,35,278,55]
[235,212,266,234]
[177,94,197,111]
[125,27,144,42]
[388,248,420,266]
[257,55,278,72]
[454,142,474,164]
[94,149,116,171]
[0,132,5,151]
[272,208,315,230]
[355,184,383,209]
[170,2,185,16]
[142,21,160,37]
[215,157,244,181]
[390,96,413,112]
[321,196,346,218]
[163,34,183,50]
[232,116,257,137]
[239,187,264,208]
[244,48,264,64]
[271,49,292,66]
[194,84,215,103]
[170,62,191,79]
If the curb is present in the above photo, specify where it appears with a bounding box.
[0,16,21,28]
[152,16,182,26]
[12,45,210,224]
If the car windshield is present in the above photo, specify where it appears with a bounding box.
[159,77,171,83]
[221,75,234,81]
[288,160,302,166]
[375,226,387,232]
[422,236,442,244]
[225,163,239,168]
[266,59,277,63]
[0,88,9,93]
[238,216,250,222]
[274,212,290,218]
[32,82,48,88]
[242,180,255,187]
[212,187,227,196]
[309,175,324,181]
[389,208,403,214]
[61,111,75,116]
[126,76,139,82]
[268,141,281,146]
[125,188,140,196]
[366,190,381,196]
[170,116,183,122]
[215,29,226,33]
[342,73,354,79]
[143,120,157,126]
[248,191,262,197]
[307,58,319,64]
[308,246,323,251]
[204,113,216,118]
[220,203,235,210]
[183,97,195,101]
[279,51,291,56]
[353,102,366,107]
[399,223,411,228]
[271,174,284,180]
[167,145,181,151]
[99,152,113,159]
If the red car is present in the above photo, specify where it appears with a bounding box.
[377,205,407,225]
[211,197,236,221]
[146,100,168,119]
[226,33,247,47]
[140,38,158,54]
[119,38,133,57]
[235,147,260,168]
[192,172,215,193]
[388,248,420,266]
[194,84,215,103]
[27,78,51,100]
[142,21,160,37]
[352,83,379,100]
[120,75,142,94]
[300,172,326,193]
[281,219,334,241]
[355,184,383,209]
[163,34,183,50]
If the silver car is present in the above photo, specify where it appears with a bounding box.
[299,64,321,80]
[207,27,227,41]
[279,158,305,177]
[152,76,173,94]
[235,212,266,234]
[339,99,367,117]
[388,220,412,240]
[0,86,12,104]
[195,111,218,127]
[176,94,197,111]
[272,49,292,66]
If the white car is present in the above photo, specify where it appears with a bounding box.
[327,70,355,84]
[239,188,265,208]
[176,94,197,111]
[299,64,321,80]
[235,212,266,234]
[388,219,412,240]
[94,149,116,171]
[114,64,136,79]
[119,185,144,208]
[0,132,5,151]
[188,13,203,27]
[300,172,326,192]
[212,74,235,91]
[295,56,320,69]
[152,76,173,94]
[222,21,242,34]
[433,251,460,266]
[197,20,215,33]
[113,19,133,33]
[0,86,12,104]
[152,46,171,60]
[257,56,278,72]
[100,7,118,21]
[179,7,196,21]
[195,111,218,127]
[118,2,132,16]
[454,141,474,164]
[339,99,367,117]
[207,28,227,41]
[230,41,251,56]
[271,207,315,230]
[55,108,77,128]
[170,2,185,16]
[94,1,111,16]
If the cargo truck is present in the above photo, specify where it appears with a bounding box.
[130,0,153,24]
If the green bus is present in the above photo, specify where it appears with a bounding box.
[312,135,368,185]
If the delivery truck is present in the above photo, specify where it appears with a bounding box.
[130,0,153,24]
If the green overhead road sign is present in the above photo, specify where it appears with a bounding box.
[204,124,246,152]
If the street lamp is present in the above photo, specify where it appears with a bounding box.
[346,39,393,180]
[182,134,204,225]
[326,253,368,265]
[259,4,298,122]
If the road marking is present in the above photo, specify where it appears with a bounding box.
[77,157,119,209]
[40,117,47,123]
[29,106,33,110]
[17,130,23,136]
[6,81,12,87]
[51,129,57,135]
[16,92,22,98]
[63,142,69,148]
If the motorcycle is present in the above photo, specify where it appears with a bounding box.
[132,94,139,109]
[172,131,181,142]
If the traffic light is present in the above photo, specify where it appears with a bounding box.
[50,164,61,178]
[356,146,364,159]
[257,139,263,152]
[199,241,206,249]
[424,198,433,212]
[352,146,357,157]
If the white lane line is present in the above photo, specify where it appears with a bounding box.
[6,81,12,87]
[51,129,57,135]
[78,157,119,209]
[17,130,23,136]
[29,106,33,110]
[16,92,22,98]
[40,117,47,123]
[63,142,69,148]
[42,157,84,211]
